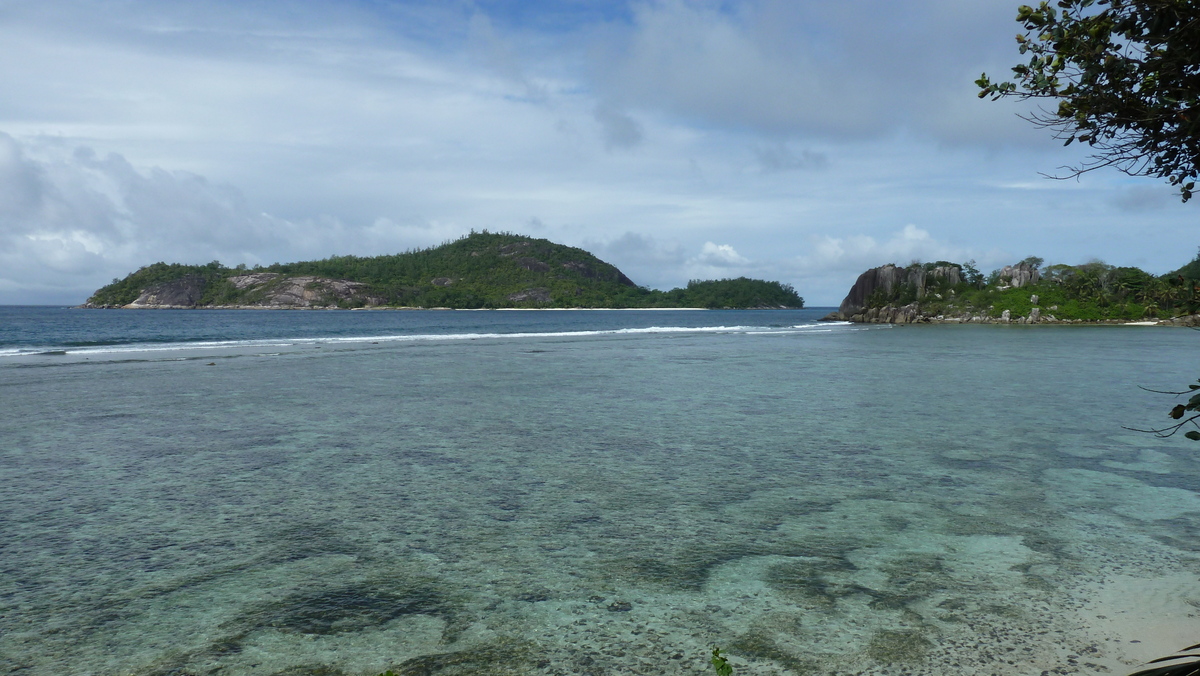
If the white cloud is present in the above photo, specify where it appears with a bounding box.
[587,0,1047,145]
[0,133,284,301]
[695,241,750,267]
[797,224,1008,272]
[0,134,470,303]
[674,241,761,285]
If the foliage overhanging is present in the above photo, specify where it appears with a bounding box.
[977,0,1200,200]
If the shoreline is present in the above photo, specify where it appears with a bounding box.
[76,305,756,311]
[1071,572,1200,675]
[823,307,1200,327]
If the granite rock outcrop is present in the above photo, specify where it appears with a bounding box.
[117,272,385,309]
[831,263,962,320]
[998,262,1040,289]
[126,275,209,308]
[824,260,1188,325]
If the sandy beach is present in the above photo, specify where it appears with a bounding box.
[1071,573,1200,673]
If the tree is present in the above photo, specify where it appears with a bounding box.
[977,0,1200,201]
[961,259,986,287]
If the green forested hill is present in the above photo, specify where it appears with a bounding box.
[86,232,804,309]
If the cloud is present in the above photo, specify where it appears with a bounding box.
[0,133,290,301]
[593,103,644,150]
[1112,185,1174,213]
[1,0,1197,306]
[753,142,827,172]
[467,11,547,102]
[800,224,981,271]
[589,1,875,137]
[587,0,1046,146]
[582,231,686,288]
[695,241,749,267]
[678,241,761,284]
[776,224,1012,305]
[0,133,469,303]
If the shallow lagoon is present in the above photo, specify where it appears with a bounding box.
[2,309,1200,675]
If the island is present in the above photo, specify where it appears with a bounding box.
[84,231,804,310]
[823,255,1200,325]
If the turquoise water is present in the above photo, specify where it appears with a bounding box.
[2,308,1199,675]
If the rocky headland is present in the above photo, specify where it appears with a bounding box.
[822,259,1200,326]
[101,273,386,310]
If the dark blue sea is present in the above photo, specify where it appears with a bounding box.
[2,306,1198,675]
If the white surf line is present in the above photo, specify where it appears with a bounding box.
[0,324,831,359]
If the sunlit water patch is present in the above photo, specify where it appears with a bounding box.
[2,310,1199,675]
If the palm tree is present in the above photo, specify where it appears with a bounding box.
[1127,644,1200,676]
[1068,266,1103,299]
[1136,278,1167,306]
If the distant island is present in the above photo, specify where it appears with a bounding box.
[825,254,1200,325]
[85,231,804,310]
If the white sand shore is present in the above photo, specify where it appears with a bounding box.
[490,307,711,311]
[348,306,715,311]
[1073,573,1200,673]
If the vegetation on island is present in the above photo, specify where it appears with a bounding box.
[855,252,1200,322]
[89,259,231,308]
[86,231,803,310]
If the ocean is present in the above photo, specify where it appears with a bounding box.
[2,306,1199,676]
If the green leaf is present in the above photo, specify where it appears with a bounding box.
[978,0,1200,203]
[1185,431,1200,441]
[711,647,734,676]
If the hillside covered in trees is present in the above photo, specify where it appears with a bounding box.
[86,232,804,310]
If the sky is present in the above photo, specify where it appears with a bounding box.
[1,0,1196,306]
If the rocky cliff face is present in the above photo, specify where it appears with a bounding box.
[826,261,1049,324]
[119,272,384,309]
[836,264,962,318]
[998,261,1040,288]
[223,273,384,308]
[126,275,209,307]
[825,260,1181,325]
